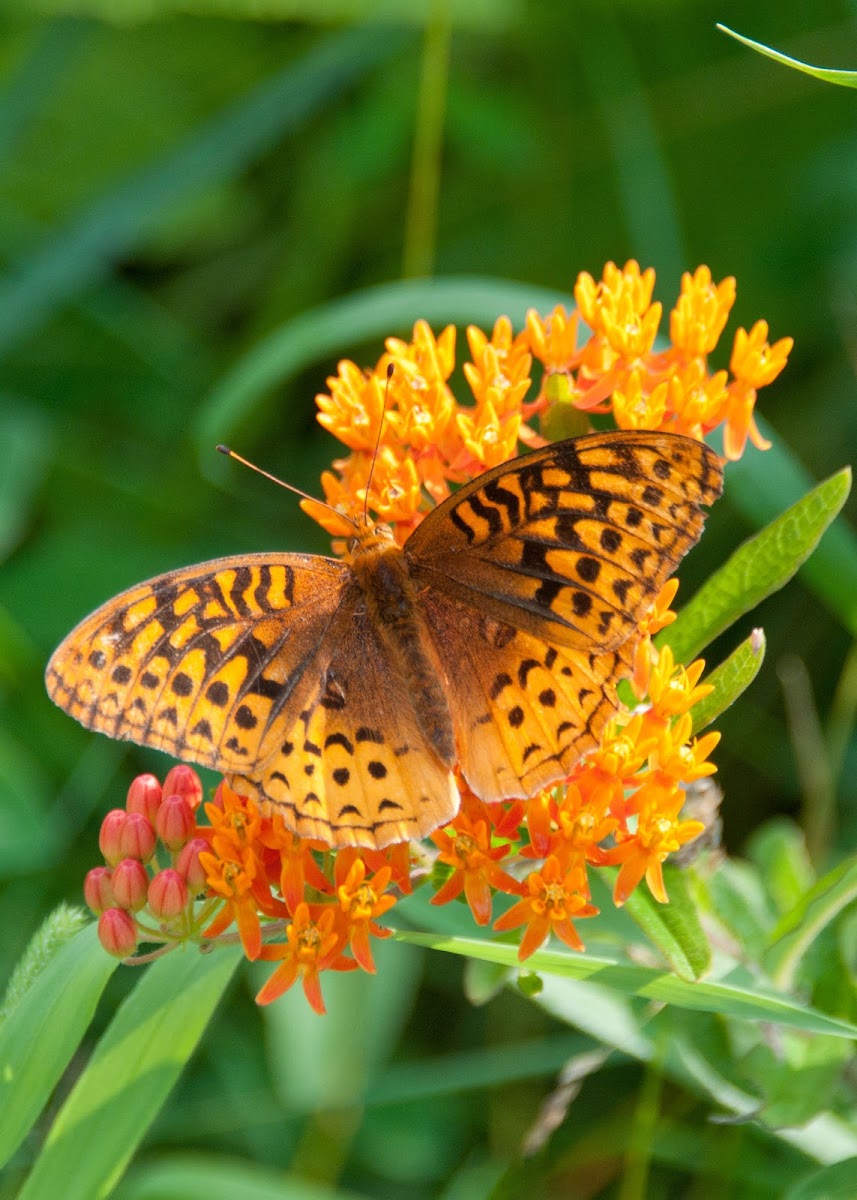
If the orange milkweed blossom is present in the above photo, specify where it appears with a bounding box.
[81,262,791,1010]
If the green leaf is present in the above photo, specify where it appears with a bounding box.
[610,865,711,981]
[783,1158,857,1200]
[18,944,242,1200]
[717,25,857,88]
[195,276,568,462]
[393,932,857,1038]
[664,469,851,664]
[724,423,857,636]
[0,924,117,1170]
[747,819,815,916]
[690,628,766,733]
[765,856,857,990]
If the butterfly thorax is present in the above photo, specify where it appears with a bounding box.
[346,518,456,768]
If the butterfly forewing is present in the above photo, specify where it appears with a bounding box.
[405,431,723,652]
[46,554,348,773]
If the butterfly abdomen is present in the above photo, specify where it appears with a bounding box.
[350,535,456,769]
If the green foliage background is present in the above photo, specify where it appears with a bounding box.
[1,3,856,1198]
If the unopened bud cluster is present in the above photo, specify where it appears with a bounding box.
[85,766,209,958]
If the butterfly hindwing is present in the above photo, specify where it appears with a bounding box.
[232,600,459,848]
[422,591,633,802]
[406,430,723,652]
[45,553,348,774]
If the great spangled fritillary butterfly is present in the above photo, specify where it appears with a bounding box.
[46,430,722,849]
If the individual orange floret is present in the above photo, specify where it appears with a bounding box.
[642,646,712,728]
[575,260,662,361]
[384,319,457,390]
[493,855,598,960]
[255,903,352,1012]
[261,812,332,916]
[610,780,707,905]
[568,713,659,817]
[611,371,668,431]
[316,359,389,454]
[670,266,736,358]
[199,845,269,961]
[666,363,731,441]
[525,304,581,374]
[722,320,792,460]
[431,809,521,926]
[334,850,397,973]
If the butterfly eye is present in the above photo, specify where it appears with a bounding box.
[375,523,394,539]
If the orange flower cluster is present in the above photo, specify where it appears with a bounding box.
[87,263,791,1008]
[529,261,791,461]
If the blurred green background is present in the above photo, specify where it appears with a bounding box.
[1,2,855,1197]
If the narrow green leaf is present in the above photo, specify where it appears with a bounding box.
[0,924,117,1170]
[765,856,857,990]
[689,628,766,733]
[609,866,711,981]
[717,25,857,88]
[664,469,851,663]
[393,932,857,1038]
[0,25,411,355]
[195,277,567,461]
[19,944,242,1200]
[724,424,857,636]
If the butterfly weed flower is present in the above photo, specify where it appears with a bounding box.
[63,261,794,1006]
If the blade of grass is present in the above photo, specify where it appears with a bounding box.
[18,944,242,1200]
[717,25,857,88]
[394,931,857,1038]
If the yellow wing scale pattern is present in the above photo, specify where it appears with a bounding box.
[45,554,347,774]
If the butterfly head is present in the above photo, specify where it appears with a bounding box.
[345,514,397,563]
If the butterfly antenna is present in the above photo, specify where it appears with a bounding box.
[362,362,394,525]
[216,445,359,531]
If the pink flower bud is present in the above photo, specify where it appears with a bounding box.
[98,908,138,958]
[126,773,162,822]
[148,868,189,919]
[155,794,195,851]
[110,858,150,911]
[118,811,157,862]
[84,866,115,915]
[99,810,128,866]
[175,837,210,895]
[162,765,203,811]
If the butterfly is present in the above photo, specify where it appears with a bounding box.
[46,430,722,849]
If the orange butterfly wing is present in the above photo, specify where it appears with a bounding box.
[407,431,722,802]
[46,554,348,774]
[406,429,722,651]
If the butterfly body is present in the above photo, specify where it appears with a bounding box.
[346,518,456,768]
[46,431,722,848]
